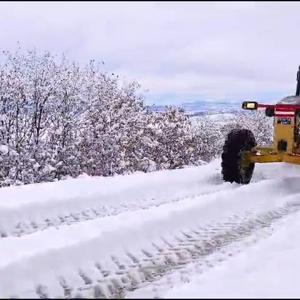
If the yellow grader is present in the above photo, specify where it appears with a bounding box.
[222,66,300,184]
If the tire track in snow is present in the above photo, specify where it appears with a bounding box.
[1,160,296,239]
[0,169,291,239]
[2,164,300,297]
[75,202,300,299]
[0,176,230,239]
[4,200,300,298]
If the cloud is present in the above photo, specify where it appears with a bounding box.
[0,2,300,105]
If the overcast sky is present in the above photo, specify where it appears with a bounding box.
[1,1,300,105]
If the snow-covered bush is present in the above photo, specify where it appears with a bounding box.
[0,47,274,187]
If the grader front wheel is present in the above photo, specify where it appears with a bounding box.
[221,129,256,184]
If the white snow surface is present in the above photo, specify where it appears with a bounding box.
[0,145,9,155]
[1,159,300,297]
[164,210,300,298]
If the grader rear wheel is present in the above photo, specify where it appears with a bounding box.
[221,129,256,184]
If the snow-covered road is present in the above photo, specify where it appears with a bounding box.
[1,159,300,298]
[162,209,300,298]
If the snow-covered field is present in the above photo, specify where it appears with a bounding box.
[1,159,300,298]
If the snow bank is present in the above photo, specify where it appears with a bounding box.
[1,159,300,236]
[0,159,225,235]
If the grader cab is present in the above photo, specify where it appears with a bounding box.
[222,66,300,184]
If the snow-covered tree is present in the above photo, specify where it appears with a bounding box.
[0,47,275,187]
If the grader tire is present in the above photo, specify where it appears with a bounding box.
[221,129,256,184]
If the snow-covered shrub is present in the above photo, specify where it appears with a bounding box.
[0,47,274,187]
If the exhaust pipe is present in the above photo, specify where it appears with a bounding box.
[296,66,300,96]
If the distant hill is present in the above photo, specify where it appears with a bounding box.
[147,100,240,116]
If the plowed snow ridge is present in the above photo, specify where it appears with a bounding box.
[1,159,300,298]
